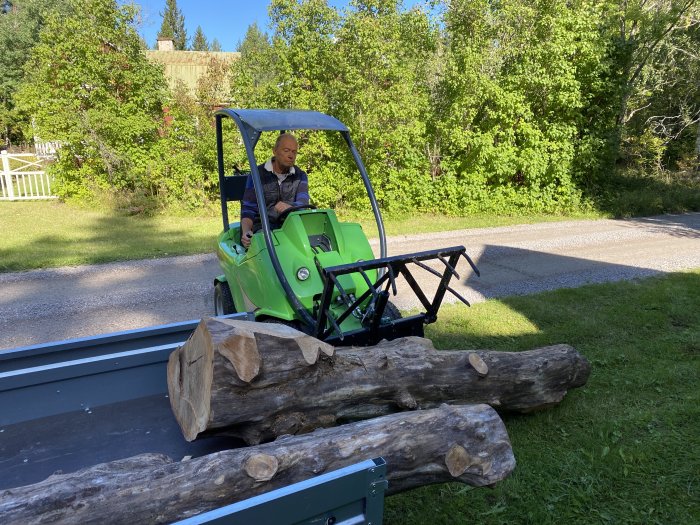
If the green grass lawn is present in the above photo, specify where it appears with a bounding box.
[0,201,222,272]
[0,200,600,272]
[385,272,700,524]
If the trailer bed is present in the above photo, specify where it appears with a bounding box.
[0,393,244,490]
[0,316,252,491]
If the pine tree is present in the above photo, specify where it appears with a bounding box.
[158,0,187,50]
[192,25,208,51]
[210,38,222,51]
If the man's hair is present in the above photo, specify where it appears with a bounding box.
[275,132,297,149]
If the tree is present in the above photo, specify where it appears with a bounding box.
[329,0,439,212]
[191,25,209,51]
[158,0,187,50]
[211,37,222,51]
[0,0,67,144]
[14,0,168,200]
[230,22,277,107]
[431,0,608,213]
[264,0,350,207]
[610,0,700,172]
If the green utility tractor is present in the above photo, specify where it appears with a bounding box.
[213,109,478,346]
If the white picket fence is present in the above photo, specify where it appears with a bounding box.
[0,151,56,200]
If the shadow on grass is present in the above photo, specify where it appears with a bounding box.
[0,210,225,348]
[0,211,219,273]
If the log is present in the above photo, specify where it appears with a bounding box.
[169,318,591,443]
[168,318,334,440]
[0,404,515,525]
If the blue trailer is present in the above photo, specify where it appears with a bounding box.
[0,314,387,524]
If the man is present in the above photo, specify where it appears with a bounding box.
[240,133,310,248]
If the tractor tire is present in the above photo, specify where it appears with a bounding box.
[384,301,402,321]
[214,281,236,315]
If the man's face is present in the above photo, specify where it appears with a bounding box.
[274,136,298,171]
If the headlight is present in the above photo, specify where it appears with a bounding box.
[296,267,310,281]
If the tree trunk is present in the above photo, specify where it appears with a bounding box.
[0,404,515,525]
[168,318,590,443]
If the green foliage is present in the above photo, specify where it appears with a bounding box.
[230,22,277,107]
[5,0,699,215]
[14,0,168,203]
[143,97,214,211]
[328,0,438,212]
[432,0,607,214]
[222,0,699,217]
[0,0,67,144]
[158,0,187,50]
[603,0,700,175]
[191,25,209,51]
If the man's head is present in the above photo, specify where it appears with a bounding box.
[273,133,298,172]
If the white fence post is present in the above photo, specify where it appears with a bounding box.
[1,150,15,200]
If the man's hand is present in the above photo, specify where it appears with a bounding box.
[274,201,292,213]
[241,217,254,249]
[241,230,253,248]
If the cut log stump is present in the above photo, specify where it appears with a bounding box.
[168,318,591,443]
[0,404,515,525]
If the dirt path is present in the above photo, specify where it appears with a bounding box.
[1,213,698,350]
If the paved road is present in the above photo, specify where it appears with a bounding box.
[1,213,698,350]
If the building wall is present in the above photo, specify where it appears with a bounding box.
[145,50,240,95]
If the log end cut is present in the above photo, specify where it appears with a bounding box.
[168,318,336,441]
[167,320,216,441]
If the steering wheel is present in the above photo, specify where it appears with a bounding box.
[277,204,317,222]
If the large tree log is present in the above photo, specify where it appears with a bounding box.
[0,404,515,525]
[168,318,335,441]
[169,318,591,443]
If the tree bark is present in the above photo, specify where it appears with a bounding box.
[0,404,515,525]
[168,318,591,443]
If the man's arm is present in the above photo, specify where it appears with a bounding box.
[292,170,310,207]
[241,217,254,248]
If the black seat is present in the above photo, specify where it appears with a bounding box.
[222,174,249,202]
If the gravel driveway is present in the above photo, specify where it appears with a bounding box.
[1,213,698,350]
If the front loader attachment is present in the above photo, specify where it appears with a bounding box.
[316,246,479,346]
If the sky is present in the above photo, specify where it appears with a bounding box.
[132,1,359,52]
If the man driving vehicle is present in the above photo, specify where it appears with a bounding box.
[240,132,309,249]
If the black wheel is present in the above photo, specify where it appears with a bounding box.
[214,281,236,315]
[383,301,402,321]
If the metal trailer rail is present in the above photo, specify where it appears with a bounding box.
[174,458,387,525]
[0,315,387,524]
